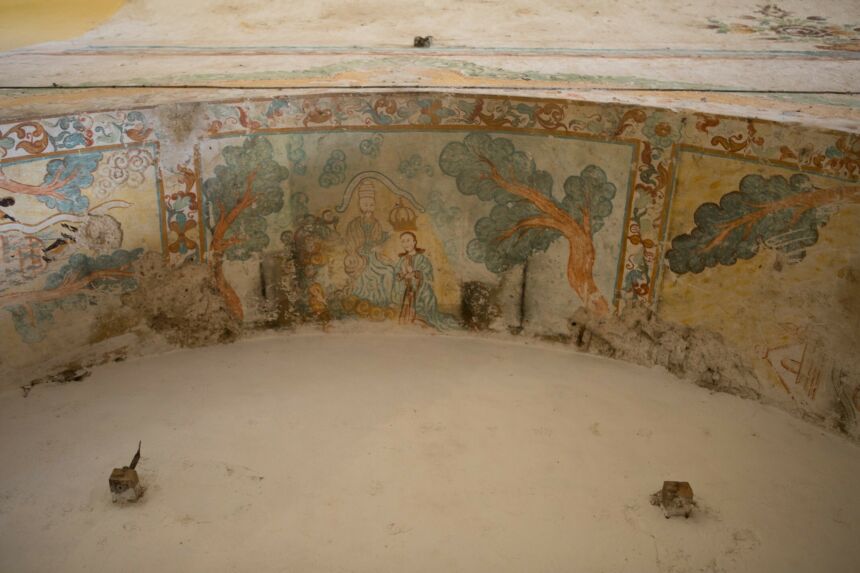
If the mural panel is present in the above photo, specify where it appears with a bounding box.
[198,130,633,329]
[0,143,162,345]
[659,149,860,418]
[0,93,855,434]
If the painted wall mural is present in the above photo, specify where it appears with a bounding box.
[0,140,160,344]
[439,133,620,314]
[667,173,859,274]
[659,149,860,430]
[194,127,633,331]
[705,4,860,52]
[0,92,857,437]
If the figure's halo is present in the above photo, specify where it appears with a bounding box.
[335,171,425,213]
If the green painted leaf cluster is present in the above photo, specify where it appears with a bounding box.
[318,149,346,188]
[439,133,557,272]
[203,136,289,260]
[439,133,553,203]
[562,165,617,235]
[667,173,828,274]
[38,152,102,214]
[45,248,143,291]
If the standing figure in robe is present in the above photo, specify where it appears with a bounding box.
[343,179,394,307]
[392,231,458,330]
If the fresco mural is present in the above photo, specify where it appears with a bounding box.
[196,129,632,329]
[0,142,161,343]
[439,133,623,314]
[659,149,860,424]
[705,4,860,52]
[201,137,289,321]
[0,93,856,436]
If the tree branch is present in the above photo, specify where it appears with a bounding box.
[478,156,574,227]
[703,184,860,252]
[581,187,592,237]
[0,166,79,200]
[0,268,133,308]
[208,171,258,322]
[476,155,609,314]
[210,172,258,254]
[495,215,566,243]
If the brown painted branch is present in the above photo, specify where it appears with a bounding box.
[45,166,80,192]
[476,156,608,314]
[211,251,244,322]
[563,232,608,315]
[210,172,258,254]
[208,171,258,321]
[0,166,78,201]
[216,235,245,251]
[0,268,133,308]
[494,215,566,243]
[581,186,592,237]
[478,156,575,228]
[703,184,860,252]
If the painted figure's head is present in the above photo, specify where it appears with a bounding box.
[357,179,377,215]
[400,231,418,253]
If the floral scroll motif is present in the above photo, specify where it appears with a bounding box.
[162,160,203,264]
[705,4,860,51]
[0,122,49,157]
[4,92,857,315]
[95,148,155,198]
[0,111,153,161]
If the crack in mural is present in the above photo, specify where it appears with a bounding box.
[0,92,857,438]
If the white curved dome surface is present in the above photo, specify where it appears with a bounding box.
[1,334,858,572]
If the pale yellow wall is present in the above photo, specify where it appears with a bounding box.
[0,0,124,50]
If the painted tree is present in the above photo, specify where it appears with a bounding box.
[0,153,101,213]
[439,133,616,314]
[666,173,860,275]
[0,248,142,342]
[203,136,289,320]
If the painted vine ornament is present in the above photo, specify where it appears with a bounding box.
[667,174,860,274]
[163,161,202,260]
[0,122,49,156]
[705,4,860,51]
[0,112,153,161]
[0,94,855,331]
[439,133,616,314]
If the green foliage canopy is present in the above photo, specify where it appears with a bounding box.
[38,152,102,214]
[562,165,617,235]
[439,133,616,274]
[6,248,142,343]
[203,137,289,260]
[667,173,830,274]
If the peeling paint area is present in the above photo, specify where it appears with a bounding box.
[0,92,857,439]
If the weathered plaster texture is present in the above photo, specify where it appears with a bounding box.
[122,252,242,348]
[0,92,857,440]
[570,306,761,397]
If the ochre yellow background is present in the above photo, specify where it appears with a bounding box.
[659,151,860,392]
[0,0,125,50]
